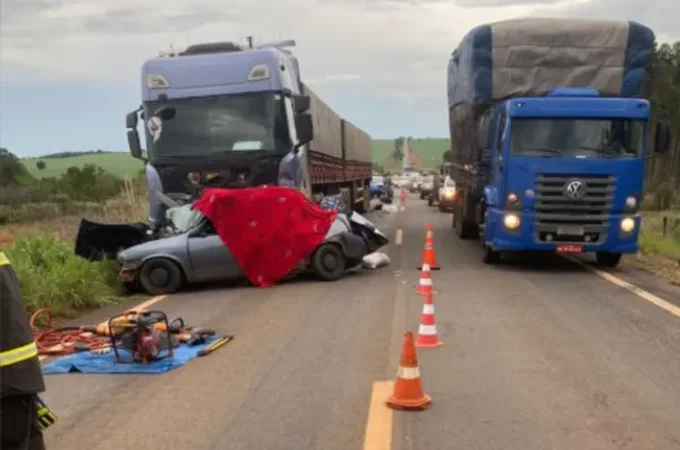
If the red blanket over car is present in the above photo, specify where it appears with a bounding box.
[193,187,338,287]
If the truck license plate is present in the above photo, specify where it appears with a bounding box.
[557,225,584,236]
[556,244,583,253]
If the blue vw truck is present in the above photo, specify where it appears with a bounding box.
[125,41,373,231]
[446,18,672,267]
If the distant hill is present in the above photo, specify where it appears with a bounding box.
[21,138,450,178]
[371,138,448,171]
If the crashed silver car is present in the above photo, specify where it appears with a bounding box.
[75,205,389,295]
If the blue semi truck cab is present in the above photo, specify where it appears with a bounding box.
[453,88,671,266]
[447,19,672,267]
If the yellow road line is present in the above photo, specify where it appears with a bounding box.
[363,381,394,450]
[38,295,169,361]
[395,229,403,246]
[573,259,680,319]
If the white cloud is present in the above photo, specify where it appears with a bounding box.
[0,0,675,106]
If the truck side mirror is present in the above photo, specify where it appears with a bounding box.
[126,111,138,129]
[127,130,143,160]
[292,95,310,113]
[294,113,314,150]
[654,121,671,154]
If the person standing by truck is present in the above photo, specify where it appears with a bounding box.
[1,250,48,450]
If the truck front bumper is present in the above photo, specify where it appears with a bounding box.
[486,209,641,254]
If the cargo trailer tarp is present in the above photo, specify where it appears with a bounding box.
[447,18,656,109]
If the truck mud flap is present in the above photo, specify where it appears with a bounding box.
[74,219,150,261]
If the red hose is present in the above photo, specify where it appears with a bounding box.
[30,308,111,356]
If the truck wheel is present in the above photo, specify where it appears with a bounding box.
[427,197,433,206]
[453,200,476,240]
[139,258,184,295]
[311,244,346,281]
[595,252,622,268]
[482,245,501,264]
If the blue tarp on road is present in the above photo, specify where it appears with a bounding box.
[41,338,219,375]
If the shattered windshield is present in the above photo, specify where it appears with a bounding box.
[166,205,204,233]
[143,92,290,159]
[510,118,645,159]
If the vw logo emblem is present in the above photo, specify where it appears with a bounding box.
[564,179,587,199]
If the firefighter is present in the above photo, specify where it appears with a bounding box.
[1,249,47,450]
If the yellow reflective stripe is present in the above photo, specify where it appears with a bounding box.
[0,251,10,267]
[0,341,39,367]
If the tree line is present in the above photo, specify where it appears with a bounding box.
[0,148,126,223]
[644,41,680,208]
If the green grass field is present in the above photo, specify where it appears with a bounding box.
[23,153,143,179]
[21,138,450,178]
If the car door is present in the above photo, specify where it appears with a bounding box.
[186,221,244,282]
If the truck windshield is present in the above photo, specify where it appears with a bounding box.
[143,92,290,159]
[509,118,645,159]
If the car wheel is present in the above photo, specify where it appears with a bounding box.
[428,197,433,206]
[139,258,184,295]
[438,204,445,212]
[311,243,346,281]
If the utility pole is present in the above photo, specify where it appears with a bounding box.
[246,36,254,49]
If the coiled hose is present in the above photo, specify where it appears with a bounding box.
[30,308,111,356]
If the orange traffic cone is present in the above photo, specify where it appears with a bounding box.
[415,263,434,295]
[387,331,431,410]
[417,224,440,270]
[415,293,443,348]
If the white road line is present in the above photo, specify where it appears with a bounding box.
[395,229,403,246]
[572,258,680,319]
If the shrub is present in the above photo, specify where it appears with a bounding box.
[5,235,122,317]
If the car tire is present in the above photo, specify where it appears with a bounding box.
[595,252,622,268]
[311,243,346,281]
[139,258,184,295]
[427,197,433,206]
[438,204,446,212]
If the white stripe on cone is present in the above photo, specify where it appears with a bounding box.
[419,278,432,286]
[418,324,437,335]
[422,304,434,314]
[396,366,421,380]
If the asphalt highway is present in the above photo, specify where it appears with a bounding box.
[42,193,680,450]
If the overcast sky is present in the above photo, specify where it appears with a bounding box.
[0,0,677,157]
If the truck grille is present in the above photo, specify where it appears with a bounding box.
[534,174,616,243]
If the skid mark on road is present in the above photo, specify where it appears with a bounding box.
[38,295,169,361]
[363,381,394,450]
[572,258,680,320]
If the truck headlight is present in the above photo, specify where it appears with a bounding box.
[503,214,520,230]
[507,192,519,204]
[625,196,637,209]
[444,188,455,198]
[620,217,636,233]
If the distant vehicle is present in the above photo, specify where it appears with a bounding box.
[408,174,423,193]
[446,18,671,266]
[419,174,435,200]
[124,39,373,234]
[369,175,393,200]
[75,205,389,295]
[436,177,456,212]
